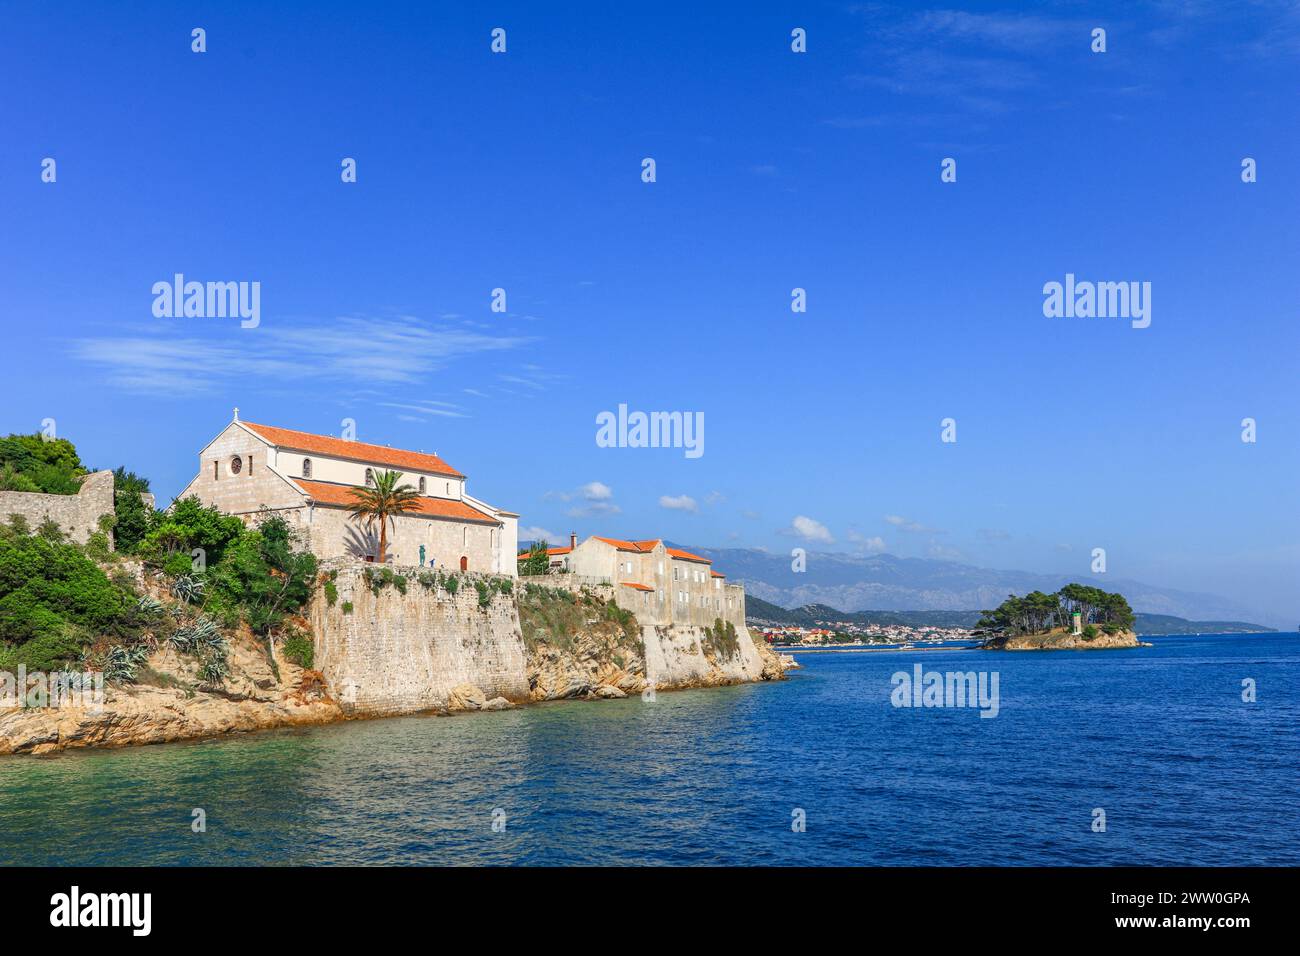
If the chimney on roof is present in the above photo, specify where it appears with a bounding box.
[570,531,577,550]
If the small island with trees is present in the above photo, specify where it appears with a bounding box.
[975,584,1149,650]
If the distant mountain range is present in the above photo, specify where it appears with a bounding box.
[744,596,1274,636]
[669,545,1280,631]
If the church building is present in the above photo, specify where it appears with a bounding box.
[178,411,518,574]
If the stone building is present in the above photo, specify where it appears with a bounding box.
[519,534,746,628]
[179,411,518,573]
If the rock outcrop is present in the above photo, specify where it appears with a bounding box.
[0,631,341,755]
[982,628,1147,650]
[520,586,792,700]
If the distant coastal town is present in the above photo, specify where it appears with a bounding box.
[750,618,974,647]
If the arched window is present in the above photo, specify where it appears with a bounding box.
[365,468,374,487]
[418,477,426,494]
[230,456,242,475]
[302,458,312,478]
[460,556,468,571]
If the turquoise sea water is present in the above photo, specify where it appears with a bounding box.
[2,633,1297,865]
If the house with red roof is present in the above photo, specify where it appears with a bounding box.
[518,533,745,628]
[178,410,518,573]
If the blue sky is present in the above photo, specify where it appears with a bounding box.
[2,1,1297,621]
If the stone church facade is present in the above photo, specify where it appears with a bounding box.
[178,412,518,574]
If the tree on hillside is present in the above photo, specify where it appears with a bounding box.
[520,540,550,576]
[347,469,421,564]
[112,467,153,553]
[0,433,87,494]
[140,495,245,575]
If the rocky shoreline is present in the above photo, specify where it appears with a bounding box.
[981,628,1148,650]
[1,616,792,757]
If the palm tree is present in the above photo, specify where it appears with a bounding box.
[347,469,421,564]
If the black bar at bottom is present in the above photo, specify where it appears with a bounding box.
[0,866,1282,941]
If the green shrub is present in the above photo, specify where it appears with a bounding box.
[204,514,317,636]
[393,574,408,595]
[342,601,353,615]
[111,468,153,554]
[444,575,459,595]
[1082,624,1099,640]
[140,496,244,569]
[0,526,142,668]
[84,531,113,562]
[475,579,492,608]
[281,632,315,669]
[702,618,740,661]
[0,433,86,495]
[323,580,339,606]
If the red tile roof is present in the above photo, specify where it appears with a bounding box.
[710,570,725,578]
[620,582,655,591]
[592,536,660,553]
[242,422,464,478]
[296,479,497,523]
[516,546,572,559]
[666,546,711,564]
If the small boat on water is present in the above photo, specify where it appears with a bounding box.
[898,642,915,649]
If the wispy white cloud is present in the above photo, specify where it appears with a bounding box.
[846,530,887,552]
[659,494,699,513]
[378,400,467,419]
[71,315,533,394]
[885,514,945,534]
[520,525,560,544]
[546,480,620,517]
[782,515,834,544]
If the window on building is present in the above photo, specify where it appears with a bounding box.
[302,458,311,478]
[247,455,253,475]
[213,460,219,480]
[365,468,374,487]
[230,456,242,475]
[446,482,450,495]
[418,477,426,494]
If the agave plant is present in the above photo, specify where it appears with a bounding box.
[197,650,231,686]
[169,575,206,604]
[169,615,222,654]
[102,643,152,683]
[135,596,164,616]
